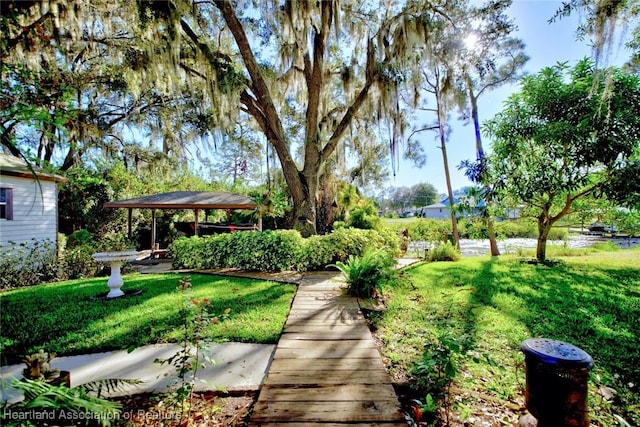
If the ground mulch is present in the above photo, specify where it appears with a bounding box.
[113,391,256,426]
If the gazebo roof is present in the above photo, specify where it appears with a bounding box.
[104,191,258,210]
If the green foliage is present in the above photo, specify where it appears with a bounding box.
[411,333,468,396]
[427,241,460,262]
[335,184,382,230]
[332,250,399,298]
[58,168,121,236]
[3,378,121,427]
[60,244,99,280]
[388,218,452,242]
[485,58,640,261]
[170,228,402,272]
[171,230,303,271]
[67,230,95,248]
[0,239,59,289]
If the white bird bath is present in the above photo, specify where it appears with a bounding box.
[92,251,139,298]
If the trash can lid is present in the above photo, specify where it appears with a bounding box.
[521,338,593,368]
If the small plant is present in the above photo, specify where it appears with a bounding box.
[155,276,230,424]
[427,241,460,262]
[331,250,399,299]
[22,349,60,382]
[411,333,469,426]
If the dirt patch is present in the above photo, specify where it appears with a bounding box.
[113,391,256,426]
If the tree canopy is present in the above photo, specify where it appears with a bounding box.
[484,58,640,261]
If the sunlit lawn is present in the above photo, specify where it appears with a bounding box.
[0,273,296,365]
[373,248,640,426]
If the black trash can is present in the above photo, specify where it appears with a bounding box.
[521,338,593,427]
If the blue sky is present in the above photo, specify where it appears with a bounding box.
[386,0,628,197]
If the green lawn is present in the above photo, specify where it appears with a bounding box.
[0,273,296,365]
[374,248,640,426]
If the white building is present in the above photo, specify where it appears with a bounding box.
[0,154,66,248]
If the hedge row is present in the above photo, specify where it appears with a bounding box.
[169,227,403,272]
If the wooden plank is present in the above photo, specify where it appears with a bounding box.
[276,339,377,350]
[283,323,365,332]
[273,346,380,359]
[257,384,399,402]
[280,329,371,340]
[286,309,364,319]
[264,369,392,385]
[285,317,363,327]
[250,400,404,423]
[268,357,387,372]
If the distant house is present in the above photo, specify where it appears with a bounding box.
[417,202,450,219]
[0,154,66,249]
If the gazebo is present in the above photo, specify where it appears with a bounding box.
[104,191,260,256]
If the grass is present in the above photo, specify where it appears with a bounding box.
[373,247,640,426]
[0,273,297,365]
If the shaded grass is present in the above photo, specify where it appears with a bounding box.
[0,273,296,365]
[374,248,640,426]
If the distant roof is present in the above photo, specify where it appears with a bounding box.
[104,191,258,210]
[0,153,66,183]
[423,202,447,209]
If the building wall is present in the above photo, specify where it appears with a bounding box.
[421,207,450,219]
[0,175,58,247]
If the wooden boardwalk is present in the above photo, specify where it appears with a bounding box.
[250,272,406,426]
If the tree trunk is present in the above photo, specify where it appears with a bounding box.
[441,140,460,250]
[536,215,552,263]
[468,80,500,256]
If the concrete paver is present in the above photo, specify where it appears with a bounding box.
[1,343,274,403]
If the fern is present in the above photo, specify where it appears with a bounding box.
[5,378,122,427]
[78,378,144,398]
[331,250,399,298]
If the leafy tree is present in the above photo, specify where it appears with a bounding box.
[127,0,485,236]
[484,58,640,262]
[410,183,438,208]
[456,0,528,256]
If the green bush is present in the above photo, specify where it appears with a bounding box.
[0,239,60,289]
[427,241,460,262]
[225,230,303,271]
[171,230,303,271]
[170,228,402,272]
[495,220,537,238]
[333,250,399,298]
[61,244,99,279]
[458,218,488,239]
[402,219,452,242]
[67,229,94,248]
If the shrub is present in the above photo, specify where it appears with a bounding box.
[405,219,452,242]
[457,218,488,239]
[171,230,303,271]
[225,230,303,271]
[427,241,460,262]
[170,228,402,272]
[333,250,399,298]
[60,244,99,279]
[0,239,60,289]
[67,229,94,248]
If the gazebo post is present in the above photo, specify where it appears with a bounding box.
[127,208,133,240]
[194,209,199,236]
[151,209,157,255]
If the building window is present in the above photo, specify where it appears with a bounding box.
[0,188,13,220]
